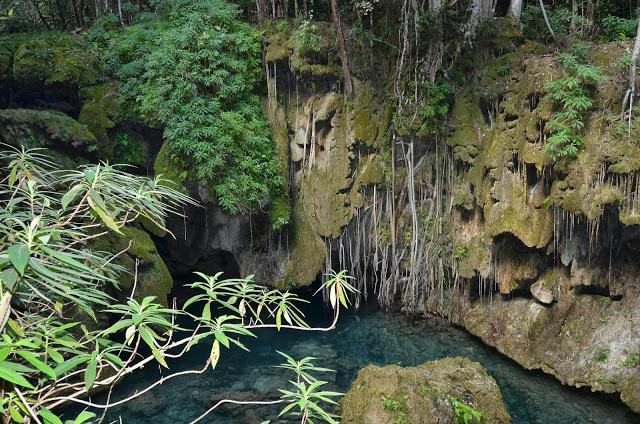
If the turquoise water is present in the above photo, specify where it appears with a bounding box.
[84,306,638,423]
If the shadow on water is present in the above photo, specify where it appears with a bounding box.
[76,292,639,424]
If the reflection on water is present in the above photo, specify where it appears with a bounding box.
[82,306,638,423]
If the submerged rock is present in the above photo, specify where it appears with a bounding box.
[341,357,510,424]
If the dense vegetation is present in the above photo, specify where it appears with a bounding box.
[1,0,640,422]
[90,0,284,214]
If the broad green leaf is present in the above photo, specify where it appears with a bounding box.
[61,184,84,210]
[54,356,89,377]
[7,244,29,276]
[0,361,34,388]
[88,197,123,234]
[17,351,56,379]
[0,268,18,291]
[39,408,63,424]
[72,411,96,424]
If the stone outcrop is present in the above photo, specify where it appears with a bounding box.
[341,357,510,424]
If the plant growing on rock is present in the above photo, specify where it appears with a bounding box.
[544,51,605,160]
[98,0,286,215]
[0,146,355,423]
[449,395,484,424]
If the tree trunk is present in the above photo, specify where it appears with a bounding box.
[622,13,640,125]
[507,0,522,23]
[465,0,495,40]
[570,0,577,33]
[29,0,50,29]
[538,0,557,41]
[330,0,354,99]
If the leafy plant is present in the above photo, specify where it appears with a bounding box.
[381,394,409,424]
[544,52,605,160]
[98,0,286,214]
[449,396,484,424]
[278,353,342,424]
[0,146,353,423]
[453,244,469,261]
[600,15,637,41]
[594,348,610,363]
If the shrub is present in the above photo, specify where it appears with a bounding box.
[544,51,605,160]
[97,0,285,214]
[600,15,637,41]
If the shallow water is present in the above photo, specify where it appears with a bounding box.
[86,306,638,423]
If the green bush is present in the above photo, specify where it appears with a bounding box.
[544,51,605,160]
[600,15,637,41]
[96,0,285,214]
[449,396,484,424]
[522,5,573,41]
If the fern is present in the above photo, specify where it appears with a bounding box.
[543,52,605,161]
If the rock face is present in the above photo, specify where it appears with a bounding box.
[341,357,510,424]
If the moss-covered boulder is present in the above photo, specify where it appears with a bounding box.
[78,83,121,158]
[92,226,173,305]
[154,142,190,194]
[0,108,96,166]
[341,357,510,424]
[12,32,101,86]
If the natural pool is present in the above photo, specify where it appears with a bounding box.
[88,304,639,423]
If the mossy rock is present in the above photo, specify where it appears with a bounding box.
[154,142,190,195]
[92,226,173,305]
[0,108,96,166]
[484,169,553,249]
[12,32,101,86]
[0,34,27,80]
[281,205,326,287]
[78,83,121,159]
[341,357,511,424]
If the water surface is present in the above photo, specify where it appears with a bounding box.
[90,306,639,423]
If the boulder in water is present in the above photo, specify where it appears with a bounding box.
[340,357,510,424]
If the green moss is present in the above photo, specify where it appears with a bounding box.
[0,108,96,166]
[270,195,291,230]
[351,83,380,146]
[281,206,326,287]
[78,83,121,159]
[93,226,172,305]
[0,34,27,80]
[12,32,101,86]
[593,348,610,363]
[154,142,189,194]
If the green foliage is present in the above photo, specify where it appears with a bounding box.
[277,352,342,423]
[113,132,147,167]
[381,394,409,424]
[521,5,585,41]
[594,348,610,363]
[96,0,284,214]
[453,244,469,261]
[449,396,484,424]
[0,146,351,423]
[544,51,605,161]
[395,82,455,136]
[497,64,510,78]
[622,352,640,367]
[600,15,637,41]
[292,18,322,53]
